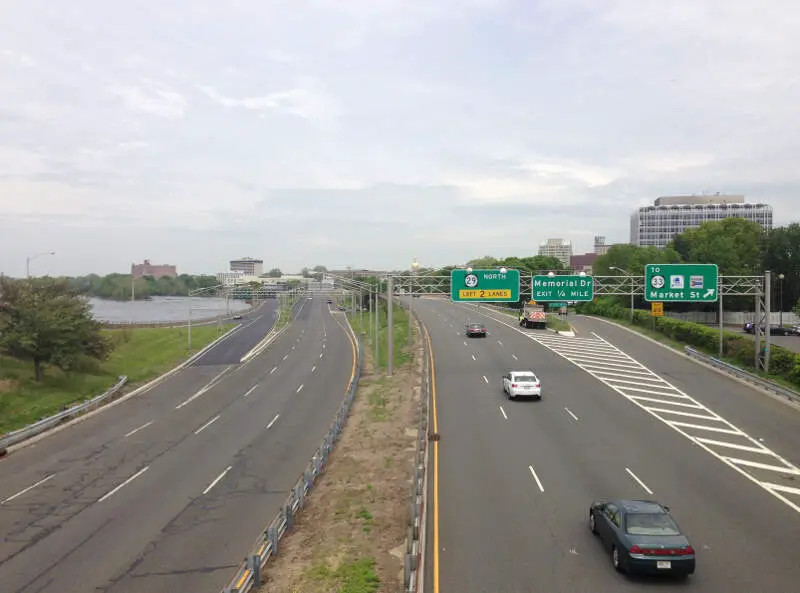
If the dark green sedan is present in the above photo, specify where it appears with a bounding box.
[589,499,696,577]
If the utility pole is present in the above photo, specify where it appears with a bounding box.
[387,276,394,377]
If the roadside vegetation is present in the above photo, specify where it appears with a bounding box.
[0,275,234,435]
[0,324,231,435]
[546,314,572,332]
[259,300,422,593]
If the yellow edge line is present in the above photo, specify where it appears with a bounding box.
[423,324,440,593]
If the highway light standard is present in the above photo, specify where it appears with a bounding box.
[778,273,785,327]
[408,258,420,348]
[26,251,55,278]
[609,266,635,322]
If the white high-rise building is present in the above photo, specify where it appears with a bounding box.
[630,194,773,249]
[538,238,573,268]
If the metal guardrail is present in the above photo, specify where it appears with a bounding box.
[220,326,363,593]
[0,375,128,455]
[402,308,430,592]
[684,347,800,403]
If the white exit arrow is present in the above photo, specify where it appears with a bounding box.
[703,289,715,298]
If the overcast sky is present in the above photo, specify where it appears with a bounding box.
[1,0,798,277]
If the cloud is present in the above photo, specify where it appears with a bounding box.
[0,0,799,277]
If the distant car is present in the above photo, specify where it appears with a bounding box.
[327,299,333,304]
[792,324,800,336]
[465,322,487,337]
[502,371,541,400]
[233,314,243,320]
[589,499,696,577]
[743,322,795,336]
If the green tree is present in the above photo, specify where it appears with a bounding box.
[267,268,283,278]
[762,223,800,313]
[669,218,764,275]
[0,277,114,381]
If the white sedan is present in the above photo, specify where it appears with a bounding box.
[502,371,542,400]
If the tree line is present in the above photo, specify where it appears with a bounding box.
[1,277,113,381]
[65,273,220,301]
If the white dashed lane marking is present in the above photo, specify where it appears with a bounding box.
[522,328,800,514]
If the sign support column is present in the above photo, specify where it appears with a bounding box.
[718,275,724,359]
[764,270,771,373]
[387,276,394,378]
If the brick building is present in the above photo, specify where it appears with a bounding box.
[131,259,178,279]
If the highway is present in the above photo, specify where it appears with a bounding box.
[724,325,800,354]
[415,298,800,593]
[0,297,356,593]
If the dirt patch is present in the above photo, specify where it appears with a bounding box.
[258,329,424,593]
[0,378,17,394]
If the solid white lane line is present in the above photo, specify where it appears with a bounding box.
[645,407,720,421]
[1,474,57,504]
[693,437,771,454]
[283,354,289,360]
[194,415,221,435]
[564,407,579,421]
[98,466,149,502]
[625,467,654,494]
[512,354,518,360]
[482,375,488,384]
[244,385,258,397]
[312,365,317,373]
[723,457,800,475]
[471,354,476,361]
[267,414,280,429]
[203,466,232,495]
[616,385,688,398]
[528,465,545,492]
[124,421,153,438]
[296,384,304,393]
[668,421,742,435]
[270,366,277,374]
[499,406,508,420]
[175,367,231,409]
[627,395,703,409]
[765,483,800,496]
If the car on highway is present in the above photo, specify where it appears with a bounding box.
[464,322,487,337]
[501,370,541,400]
[589,499,696,578]
[233,314,243,320]
[743,322,795,336]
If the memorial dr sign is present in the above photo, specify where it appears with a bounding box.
[532,274,594,302]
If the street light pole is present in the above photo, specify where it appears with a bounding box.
[26,251,56,278]
[408,258,420,349]
[778,273,785,327]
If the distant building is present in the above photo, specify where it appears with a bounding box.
[131,259,177,280]
[217,270,246,286]
[570,253,599,275]
[538,238,573,268]
[630,194,773,249]
[594,235,612,255]
[328,268,386,279]
[229,257,264,277]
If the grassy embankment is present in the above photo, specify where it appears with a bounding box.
[346,302,412,370]
[0,324,234,435]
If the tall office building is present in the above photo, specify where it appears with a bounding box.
[538,238,573,268]
[630,194,773,249]
[229,257,264,277]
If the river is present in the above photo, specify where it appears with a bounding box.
[88,296,251,323]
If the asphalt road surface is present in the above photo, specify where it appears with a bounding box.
[192,299,279,365]
[0,297,356,593]
[415,299,800,593]
[723,324,800,354]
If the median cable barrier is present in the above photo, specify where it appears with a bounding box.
[0,375,128,457]
[402,308,431,593]
[220,328,363,593]
[684,347,800,403]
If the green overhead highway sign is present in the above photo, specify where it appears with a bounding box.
[532,275,594,302]
[450,268,520,302]
[644,263,719,303]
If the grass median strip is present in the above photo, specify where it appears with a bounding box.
[259,309,423,593]
[0,324,233,435]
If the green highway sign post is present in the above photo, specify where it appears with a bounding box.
[532,275,594,302]
[644,263,719,303]
[450,269,520,302]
